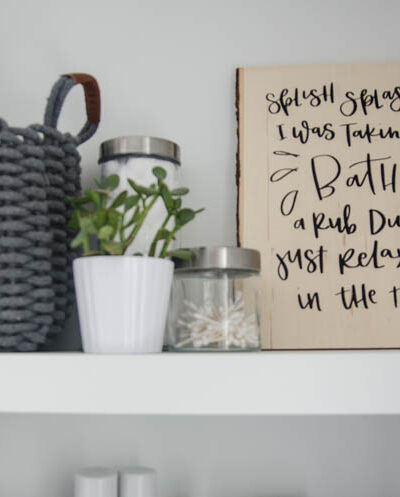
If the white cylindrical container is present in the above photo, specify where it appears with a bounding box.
[75,467,118,497]
[120,467,157,497]
[73,256,174,354]
[99,136,181,256]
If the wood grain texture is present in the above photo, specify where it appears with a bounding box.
[237,63,400,349]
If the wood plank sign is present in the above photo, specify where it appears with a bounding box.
[237,63,400,349]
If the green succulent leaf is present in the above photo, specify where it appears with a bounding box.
[105,174,120,191]
[124,206,141,229]
[70,231,86,249]
[158,229,171,240]
[173,198,182,210]
[107,210,121,232]
[171,187,189,196]
[94,209,107,229]
[161,184,174,210]
[84,190,101,208]
[101,240,124,255]
[110,191,128,209]
[68,211,80,230]
[128,179,153,196]
[98,225,114,240]
[152,166,167,181]
[133,206,141,221]
[79,217,97,234]
[169,249,193,260]
[124,195,140,211]
[176,208,196,226]
[92,188,111,196]
[127,178,136,190]
[68,195,91,208]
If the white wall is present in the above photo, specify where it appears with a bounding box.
[1,415,400,497]
[1,0,400,248]
[1,1,400,496]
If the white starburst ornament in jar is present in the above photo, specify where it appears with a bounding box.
[167,247,261,351]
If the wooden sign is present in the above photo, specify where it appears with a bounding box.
[237,62,400,349]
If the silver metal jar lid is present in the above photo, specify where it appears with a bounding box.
[99,136,181,165]
[173,247,261,273]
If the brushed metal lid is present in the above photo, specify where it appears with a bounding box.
[99,136,181,165]
[173,247,261,274]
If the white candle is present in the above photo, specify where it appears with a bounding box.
[120,466,157,497]
[74,467,118,497]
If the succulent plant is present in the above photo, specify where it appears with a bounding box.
[69,166,203,259]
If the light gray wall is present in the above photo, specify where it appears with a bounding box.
[1,1,400,496]
[1,415,399,497]
[1,0,399,249]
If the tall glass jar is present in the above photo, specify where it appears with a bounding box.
[167,247,261,352]
[99,136,180,255]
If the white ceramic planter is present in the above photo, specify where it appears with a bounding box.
[73,256,174,354]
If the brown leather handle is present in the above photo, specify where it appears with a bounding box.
[44,73,100,144]
[63,73,101,124]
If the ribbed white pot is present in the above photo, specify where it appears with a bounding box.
[73,256,174,354]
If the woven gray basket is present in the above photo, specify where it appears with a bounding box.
[0,73,100,351]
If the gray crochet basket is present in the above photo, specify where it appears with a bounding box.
[0,73,100,351]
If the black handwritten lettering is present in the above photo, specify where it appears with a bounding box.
[311,154,341,200]
[312,204,356,239]
[347,154,395,195]
[273,150,300,158]
[369,209,400,235]
[277,124,286,140]
[276,246,326,281]
[298,292,322,311]
[341,122,400,147]
[291,121,335,144]
[389,286,400,308]
[280,190,298,216]
[335,284,377,310]
[381,160,397,192]
[339,87,400,117]
[270,167,298,182]
[266,80,400,318]
[265,83,334,116]
[338,240,400,274]
[294,218,306,230]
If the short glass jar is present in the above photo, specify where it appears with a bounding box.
[99,136,180,255]
[167,247,261,352]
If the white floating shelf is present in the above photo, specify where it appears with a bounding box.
[0,351,399,415]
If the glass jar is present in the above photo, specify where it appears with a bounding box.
[167,247,261,351]
[99,136,180,255]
